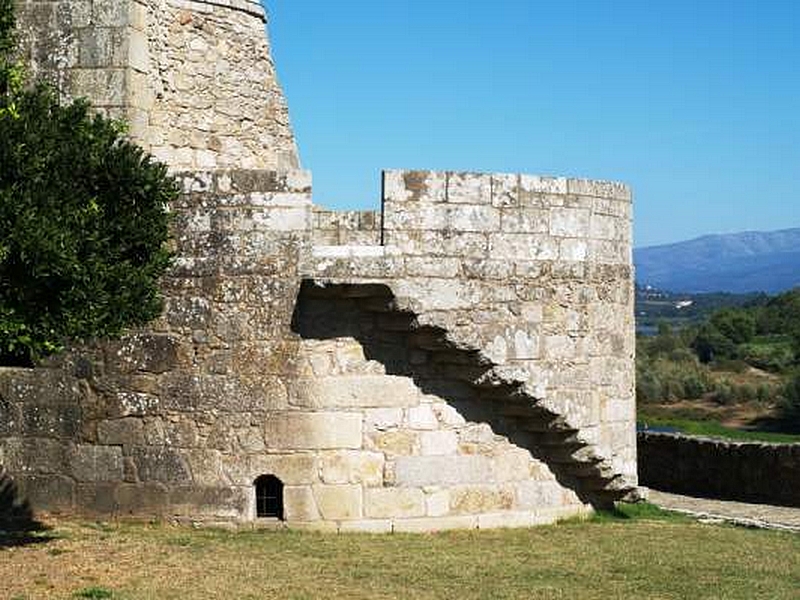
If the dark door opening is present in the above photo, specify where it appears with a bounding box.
[254,475,284,520]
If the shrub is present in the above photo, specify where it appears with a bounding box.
[0,1,175,364]
[692,323,738,363]
[635,355,713,404]
[781,375,800,425]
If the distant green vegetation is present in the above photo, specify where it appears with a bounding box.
[637,288,800,432]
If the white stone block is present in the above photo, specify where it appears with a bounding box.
[265,413,363,450]
[520,175,568,195]
[312,484,363,520]
[407,405,438,430]
[364,408,404,431]
[550,208,590,238]
[364,488,426,519]
[425,489,450,517]
[394,456,493,487]
[420,430,458,456]
[393,515,478,533]
[319,451,384,487]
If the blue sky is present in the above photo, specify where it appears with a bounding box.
[265,1,799,247]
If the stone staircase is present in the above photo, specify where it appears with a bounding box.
[292,280,636,508]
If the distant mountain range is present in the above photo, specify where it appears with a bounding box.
[634,228,800,294]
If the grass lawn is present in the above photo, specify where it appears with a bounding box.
[2,505,799,599]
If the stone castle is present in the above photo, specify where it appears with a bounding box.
[0,0,637,531]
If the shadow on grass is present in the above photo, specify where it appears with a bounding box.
[590,502,686,523]
[0,469,53,548]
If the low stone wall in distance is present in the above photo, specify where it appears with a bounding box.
[638,432,800,508]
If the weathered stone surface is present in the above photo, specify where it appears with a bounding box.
[394,456,493,487]
[319,451,384,486]
[265,412,363,450]
[69,445,124,482]
[291,376,419,409]
[283,485,320,521]
[364,487,425,519]
[312,484,363,520]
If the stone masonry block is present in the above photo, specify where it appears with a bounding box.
[97,418,145,447]
[291,376,420,409]
[132,447,191,483]
[550,208,590,238]
[312,484,363,520]
[364,487,425,519]
[93,0,130,26]
[283,485,320,521]
[364,408,404,431]
[425,489,450,517]
[516,480,568,509]
[69,445,123,482]
[559,239,588,261]
[520,175,568,195]
[222,453,318,486]
[491,173,519,207]
[500,208,549,234]
[384,170,447,203]
[265,412,363,450]
[393,515,478,533]
[446,172,491,204]
[369,431,418,456]
[567,178,631,200]
[319,451,384,486]
[394,456,493,487]
[419,431,458,456]
[407,405,438,430]
[71,69,126,106]
[450,485,515,514]
[489,233,558,261]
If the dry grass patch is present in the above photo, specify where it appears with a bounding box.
[2,507,799,599]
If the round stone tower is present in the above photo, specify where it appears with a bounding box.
[15,0,299,170]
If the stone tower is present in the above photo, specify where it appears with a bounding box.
[14,0,298,170]
[1,1,638,531]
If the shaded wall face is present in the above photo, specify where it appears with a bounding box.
[14,0,300,171]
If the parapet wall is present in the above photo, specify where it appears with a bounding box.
[638,432,800,508]
[312,208,382,246]
[14,0,299,170]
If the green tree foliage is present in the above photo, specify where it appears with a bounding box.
[781,374,800,426]
[710,308,756,345]
[0,1,175,365]
[691,323,738,364]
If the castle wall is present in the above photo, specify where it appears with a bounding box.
[0,170,601,530]
[3,2,638,530]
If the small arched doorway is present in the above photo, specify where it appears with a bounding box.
[254,475,284,520]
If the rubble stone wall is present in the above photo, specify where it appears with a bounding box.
[14,0,299,170]
[638,432,800,508]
